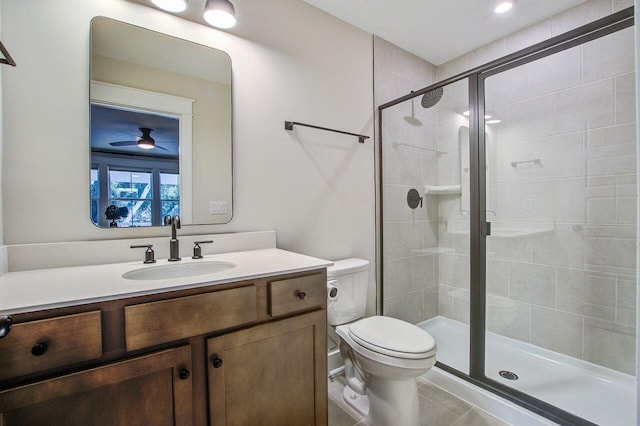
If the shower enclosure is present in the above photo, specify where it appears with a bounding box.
[379,8,636,426]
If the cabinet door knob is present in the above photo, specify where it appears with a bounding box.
[179,368,190,380]
[211,357,223,368]
[0,316,12,339]
[297,291,307,300]
[31,342,48,356]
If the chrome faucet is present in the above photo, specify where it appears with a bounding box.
[164,215,181,261]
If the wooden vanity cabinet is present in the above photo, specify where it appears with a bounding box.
[0,345,193,426]
[207,309,327,426]
[0,268,328,426]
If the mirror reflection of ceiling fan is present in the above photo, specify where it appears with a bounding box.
[108,128,169,151]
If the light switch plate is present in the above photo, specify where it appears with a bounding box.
[210,201,228,215]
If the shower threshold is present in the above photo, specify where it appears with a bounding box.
[419,316,636,426]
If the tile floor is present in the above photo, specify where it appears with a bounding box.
[328,374,511,426]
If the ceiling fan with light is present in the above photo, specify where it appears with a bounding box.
[108,128,169,151]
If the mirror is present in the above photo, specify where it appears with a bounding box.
[90,17,232,228]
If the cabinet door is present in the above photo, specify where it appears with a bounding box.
[0,346,193,426]
[207,310,327,426]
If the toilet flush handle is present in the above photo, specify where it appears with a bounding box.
[327,280,339,300]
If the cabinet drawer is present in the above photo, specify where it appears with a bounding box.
[0,311,102,381]
[125,285,257,351]
[268,273,325,317]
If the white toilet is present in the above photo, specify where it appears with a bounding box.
[327,259,437,426]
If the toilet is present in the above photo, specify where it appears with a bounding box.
[327,259,437,426]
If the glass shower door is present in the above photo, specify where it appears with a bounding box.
[380,78,471,375]
[482,25,637,426]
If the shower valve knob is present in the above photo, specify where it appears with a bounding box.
[407,188,423,210]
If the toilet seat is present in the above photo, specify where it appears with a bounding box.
[348,316,436,359]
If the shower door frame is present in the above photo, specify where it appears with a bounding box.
[377,7,635,426]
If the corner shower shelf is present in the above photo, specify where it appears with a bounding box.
[424,184,461,195]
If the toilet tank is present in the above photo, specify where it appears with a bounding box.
[327,258,369,326]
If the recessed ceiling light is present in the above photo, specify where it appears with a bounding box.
[495,1,514,14]
[151,0,188,13]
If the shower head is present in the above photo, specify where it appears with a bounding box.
[403,91,423,126]
[421,87,444,108]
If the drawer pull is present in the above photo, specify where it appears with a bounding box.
[0,316,12,339]
[179,368,190,380]
[297,291,307,300]
[211,357,223,368]
[31,342,48,356]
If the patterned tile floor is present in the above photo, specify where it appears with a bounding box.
[328,374,511,426]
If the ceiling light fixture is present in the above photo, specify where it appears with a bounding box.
[495,0,514,14]
[137,128,156,150]
[204,0,237,29]
[151,0,188,13]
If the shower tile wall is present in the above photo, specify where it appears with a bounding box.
[379,0,636,376]
[436,4,636,374]
[375,36,441,324]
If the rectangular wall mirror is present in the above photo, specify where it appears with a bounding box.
[90,17,232,228]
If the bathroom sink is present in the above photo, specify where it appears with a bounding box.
[122,261,236,280]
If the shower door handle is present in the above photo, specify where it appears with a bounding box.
[482,222,492,237]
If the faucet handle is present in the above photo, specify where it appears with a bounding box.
[130,244,156,264]
[192,240,213,259]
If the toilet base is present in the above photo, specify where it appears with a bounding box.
[342,385,369,417]
[343,377,421,426]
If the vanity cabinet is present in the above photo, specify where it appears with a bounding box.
[207,310,326,425]
[0,346,192,426]
[0,310,102,381]
[0,268,327,426]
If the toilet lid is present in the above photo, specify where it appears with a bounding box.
[348,316,436,359]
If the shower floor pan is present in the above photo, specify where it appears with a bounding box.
[419,316,636,426]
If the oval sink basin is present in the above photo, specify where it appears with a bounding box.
[122,261,236,281]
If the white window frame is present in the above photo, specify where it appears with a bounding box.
[90,81,195,223]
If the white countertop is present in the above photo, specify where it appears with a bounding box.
[0,248,332,315]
